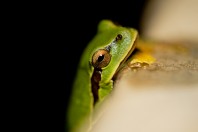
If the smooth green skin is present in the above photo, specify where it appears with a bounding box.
[67,19,138,132]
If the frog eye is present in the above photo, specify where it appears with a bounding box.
[92,49,111,69]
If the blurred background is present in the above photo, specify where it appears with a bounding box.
[44,0,198,131]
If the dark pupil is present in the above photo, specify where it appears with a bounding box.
[98,55,104,62]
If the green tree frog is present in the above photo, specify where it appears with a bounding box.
[66,19,138,132]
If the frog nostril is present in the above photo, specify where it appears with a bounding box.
[115,34,122,41]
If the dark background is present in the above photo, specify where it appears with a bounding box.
[37,0,148,131]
